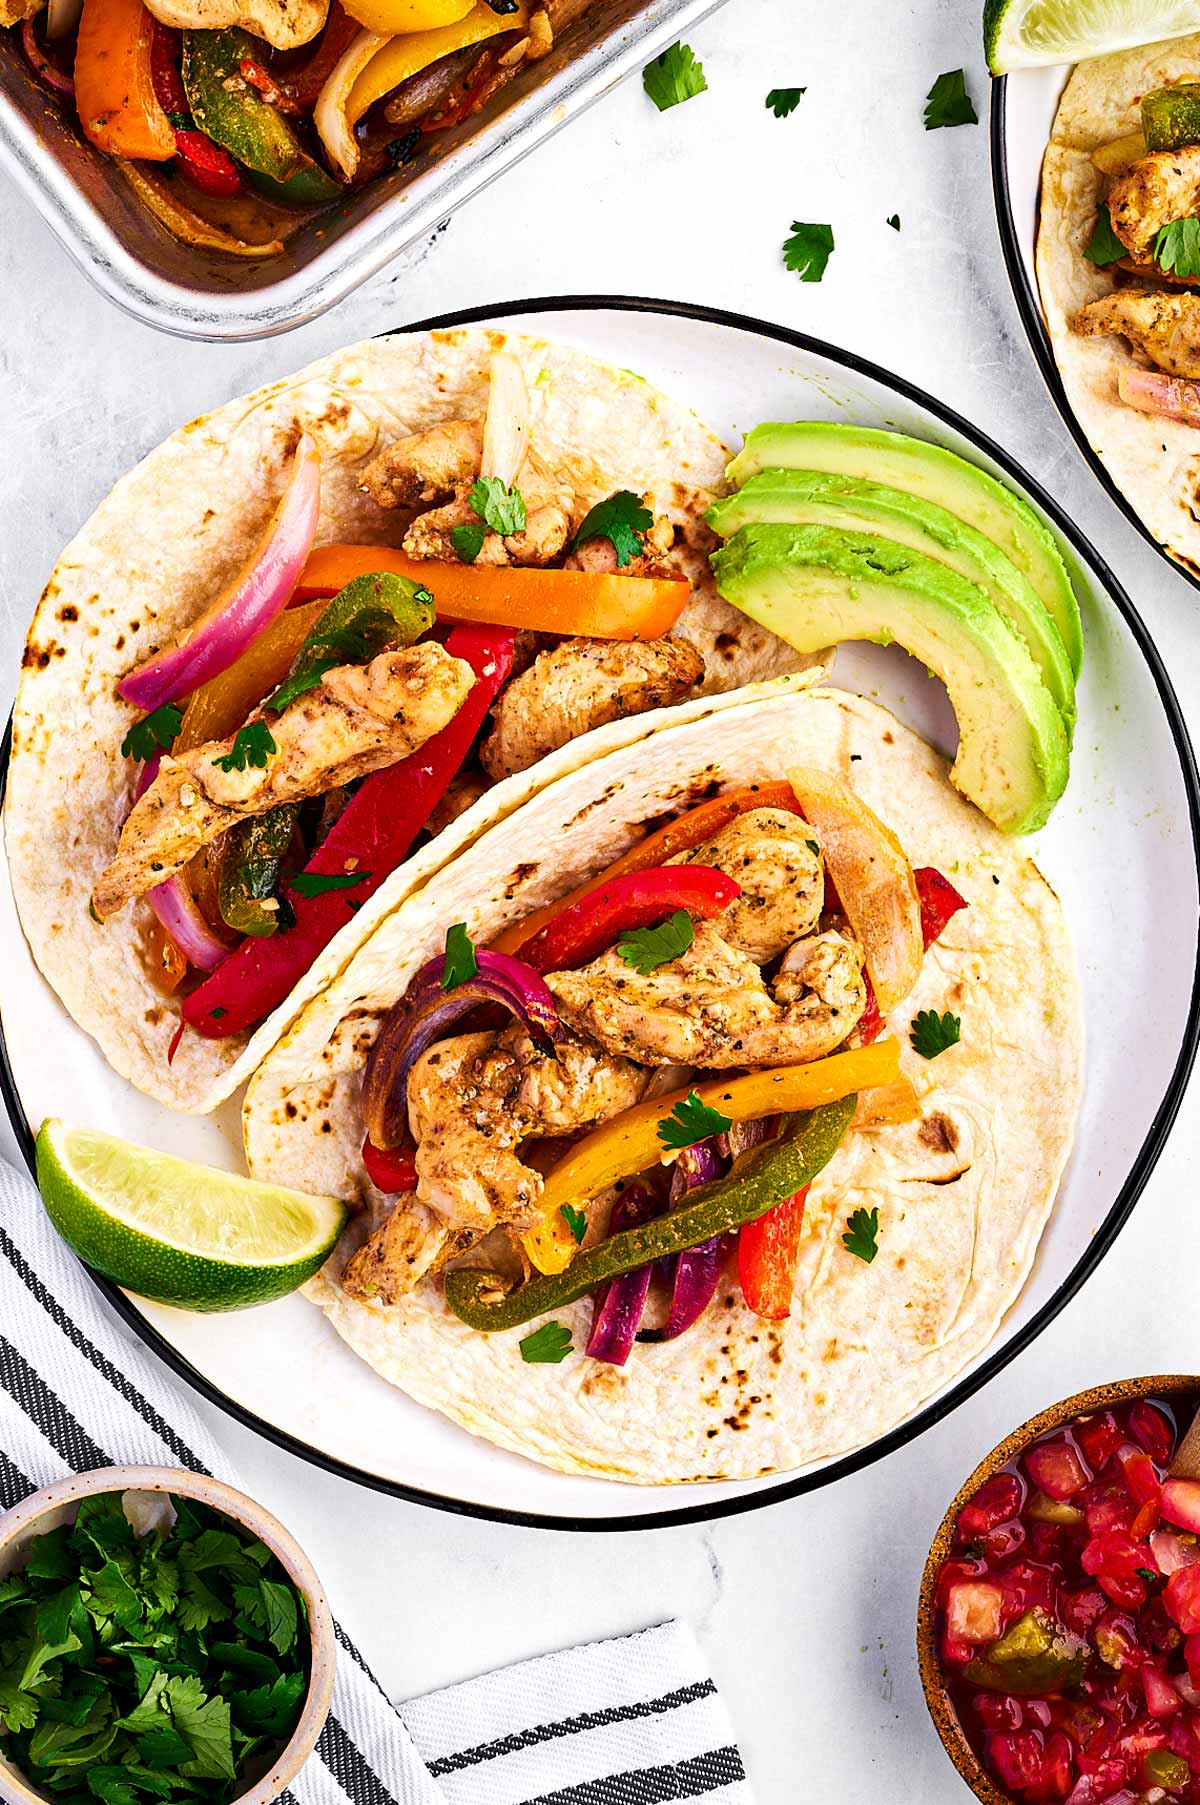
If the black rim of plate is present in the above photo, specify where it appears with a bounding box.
[990,76,1200,593]
[3,294,1199,1533]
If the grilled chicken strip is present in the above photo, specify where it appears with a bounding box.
[94,641,473,918]
[547,922,866,1069]
[1107,144,1200,259]
[1073,290,1200,380]
[340,1200,476,1306]
[679,809,825,962]
[479,636,705,781]
[358,418,484,510]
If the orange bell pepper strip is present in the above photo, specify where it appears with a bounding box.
[493,781,802,957]
[74,0,176,160]
[294,545,690,641]
[521,1037,901,1275]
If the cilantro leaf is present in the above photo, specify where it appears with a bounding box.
[26,1531,74,1581]
[887,213,901,231]
[1084,203,1126,266]
[617,909,694,975]
[1155,215,1200,278]
[468,476,526,538]
[265,659,339,715]
[85,1562,144,1636]
[573,491,653,567]
[450,522,488,564]
[1136,1566,1157,1583]
[164,1675,236,1778]
[766,87,804,118]
[519,1322,573,1364]
[212,720,276,775]
[440,922,477,991]
[783,220,834,282]
[121,705,183,764]
[286,870,370,900]
[0,1675,42,1733]
[643,41,707,112]
[924,68,977,130]
[559,1203,587,1246]
[909,1009,961,1059]
[137,1726,194,1769]
[657,1090,733,1152]
[229,1672,305,1738]
[842,1206,879,1264]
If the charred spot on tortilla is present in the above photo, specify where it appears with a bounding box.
[919,1112,960,1154]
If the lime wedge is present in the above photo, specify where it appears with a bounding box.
[985,0,1200,72]
[35,1120,346,1312]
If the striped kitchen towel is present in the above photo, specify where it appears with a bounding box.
[0,1153,751,1805]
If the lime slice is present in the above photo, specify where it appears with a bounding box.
[36,1120,347,1312]
[985,0,1200,72]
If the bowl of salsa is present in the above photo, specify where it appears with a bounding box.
[919,1377,1200,1805]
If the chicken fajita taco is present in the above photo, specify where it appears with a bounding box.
[4,328,809,1114]
[241,677,1082,1485]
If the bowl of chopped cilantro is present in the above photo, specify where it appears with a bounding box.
[0,1467,335,1805]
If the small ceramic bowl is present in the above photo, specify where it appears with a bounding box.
[0,1466,336,1805]
[917,1374,1200,1805]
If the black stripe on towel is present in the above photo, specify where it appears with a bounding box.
[0,1226,206,1473]
[318,1712,399,1805]
[0,1334,108,1472]
[522,1747,746,1805]
[0,1447,34,1510]
[332,1617,392,1701]
[429,1681,719,1775]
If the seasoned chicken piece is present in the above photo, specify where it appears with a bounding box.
[1107,144,1200,258]
[564,508,675,575]
[479,636,705,781]
[1,0,41,25]
[341,1200,473,1306]
[547,921,866,1069]
[680,809,824,962]
[94,642,473,918]
[1073,290,1200,380]
[401,457,573,567]
[144,0,325,48]
[359,418,483,511]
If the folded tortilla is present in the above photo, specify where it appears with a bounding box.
[243,677,1083,1486]
[4,327,808,1113]
[1037,33,1200,576]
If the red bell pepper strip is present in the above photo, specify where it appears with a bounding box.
[150,23,243,197]
[182,624,515,1039]
[520,867,741,975]
[738,1185,810,1321]
[361,1135,417,1194]
[856,865,968,1045]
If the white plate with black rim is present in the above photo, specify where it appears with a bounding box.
[992,67,1200,593]
[1,297,1198,1529]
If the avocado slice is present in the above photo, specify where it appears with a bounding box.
[727,423,1083,678]
[711,524,1069,834]
[707,469,1075,737]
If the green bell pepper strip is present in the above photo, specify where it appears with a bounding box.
[1142,85,1200,154]
[266,571,436,714]
[218,804,298,938]
[443,1096,856,1333]
[181,28,341,201]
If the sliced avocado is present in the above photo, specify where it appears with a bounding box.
[707,469,1075,737]
[728,422,1083,678]
[710,524,1069,835]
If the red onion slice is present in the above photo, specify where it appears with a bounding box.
[1117,367,1200,428]
[118,433,321,712]
[586,1185,664,1366]
[637,1140,725,1344]
[362,948,561,1150]
[21,18,74,91]
[147,876,228,974]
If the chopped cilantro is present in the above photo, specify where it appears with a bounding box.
[783,220,834,282]
[212,721,276,775]
[1155,216,1200,279]
[617,909,694,975]
[843,1206,879,1264]
[657,1090,733,1152]
[440,922,477,991]
[559,1203,587,1246]
[643,41,707,112]
[805,839,820,856]
[887,213,901,231]
[573,491,653,567]
[909,1009,961,1060]
[519,1321,573,1363]
[121,705,183,763]
[468,476,526,538]
[1136,1567,1157,1584]
[766,87,805,118]
[1083,203,1126,266]
[924,68,977,131]
[450,522,488,564]
[286,871,370,899]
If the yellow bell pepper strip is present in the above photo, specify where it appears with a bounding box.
[175,600,327,751]
[116,162,285,256]
[447,1097,858,1334]
[294,544,691,640]
[344,0,528,122]
[521,1037,901,1274]
[341,0,472,33]
[75,0,175,159]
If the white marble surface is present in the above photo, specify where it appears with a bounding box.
[2,0,1200,1797]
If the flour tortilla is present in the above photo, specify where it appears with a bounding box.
[4,327,809,1114]
[1037,33,1200,577]
[243,677,1082,1486]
